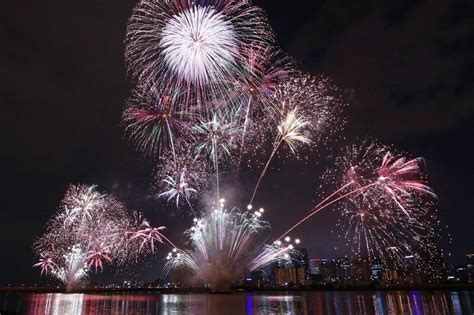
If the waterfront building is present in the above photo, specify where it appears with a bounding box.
[271,248,309,286]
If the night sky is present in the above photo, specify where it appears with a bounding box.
[2,0,473,285]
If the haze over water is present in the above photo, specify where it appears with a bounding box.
[1,290,473,314]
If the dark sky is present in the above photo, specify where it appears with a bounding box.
[1,0,473,285]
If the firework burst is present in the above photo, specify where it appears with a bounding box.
[122,88,189,158]
[276,106,312,154]
[332,140,437,217]
[247,74,345,206]
[275,140,437,242]
[160,5,238,86]
[129,220,167,253]
[232,46,295,169]
[248,106,311,205]
[239,46,295,98]
[193,107,243,164]
[336,195,437,264]
[52,245,88,291]
[375,151,437,216]
[125,0,275,113]
[86,244,112,272]
[158,175,197,209]
[264,74,345,148]
[33,254,58,276]
[164,205,297,291]
[192,107,243,202]
[61,184,106,222]
[34,184,168,289]
[154,141,209,214]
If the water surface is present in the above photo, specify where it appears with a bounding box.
[1,290,473,314]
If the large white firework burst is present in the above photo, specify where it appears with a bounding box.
[125,0,275,112]
[160,5,238,85]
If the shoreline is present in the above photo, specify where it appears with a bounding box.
[1,284,473,294]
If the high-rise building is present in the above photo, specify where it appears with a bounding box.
[271,248,309,286]
[294,248,310,276]
[453,264,470,282]
[414,237,446,283]
[272,264,298,286]
[309,258,321,275]
[466,253,474,264]
[272,262,306,286]
[352,258,371,284]
[336,257,352,280]
[370,260,384,281]
[319,259,338,283]
[243,270,266,288]
[465,253,474,283]
[308,258,324,285]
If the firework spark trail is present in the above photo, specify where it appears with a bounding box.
[248,140,279,206]
[214,140,220,206]
[183,194,197,218]
[159,232,181,251]
[249,106,311,206]
[166,119,177,162]
[193,109,243,205]
[236,95,253,171]
[233,47,294,172]
[275,183,377,242]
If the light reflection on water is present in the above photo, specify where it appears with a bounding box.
[0,290,473,314]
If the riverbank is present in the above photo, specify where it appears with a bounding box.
[1,283,473,294]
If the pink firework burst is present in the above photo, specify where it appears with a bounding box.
[375,151,437,216]
[34,184,170,287]
[86,245,112,272]
[275,140,438,242]
[33,254,58,276]
[130,220,167,253]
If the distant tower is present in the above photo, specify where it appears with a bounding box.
[466,253,474,282]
